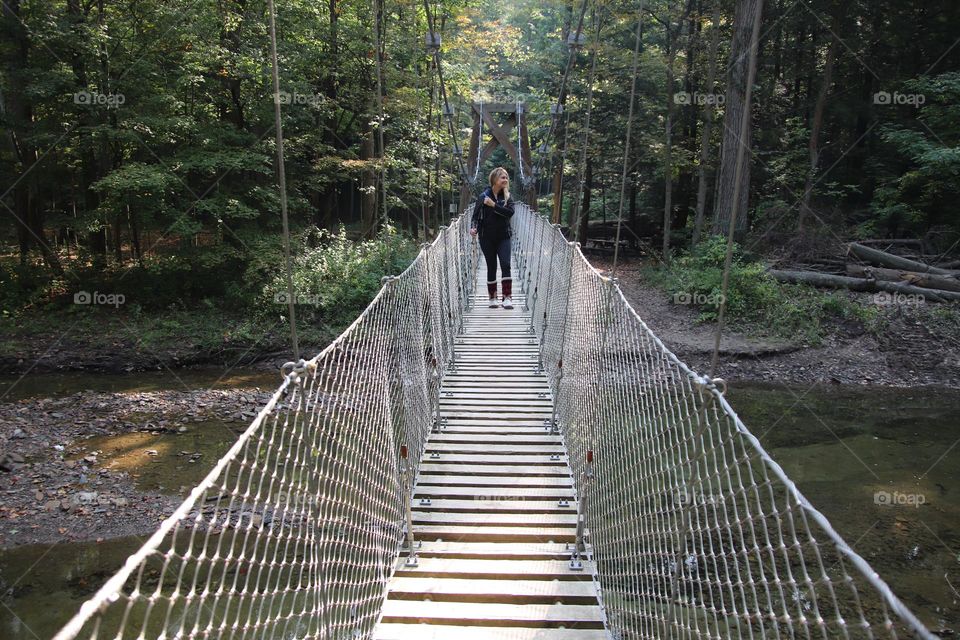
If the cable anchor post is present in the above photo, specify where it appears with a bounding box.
[569,449,594,570]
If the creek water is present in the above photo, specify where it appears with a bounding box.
[0,374,957,637]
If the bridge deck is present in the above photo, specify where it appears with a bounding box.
[373,282,608,639]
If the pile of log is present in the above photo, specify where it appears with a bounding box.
[767,242,960,303]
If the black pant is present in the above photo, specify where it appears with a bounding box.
[480,235,511,283]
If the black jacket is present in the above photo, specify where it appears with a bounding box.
[470,186,515,240]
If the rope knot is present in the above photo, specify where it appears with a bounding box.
[281,359,315,382]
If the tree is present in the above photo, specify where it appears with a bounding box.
[712,0,763,238]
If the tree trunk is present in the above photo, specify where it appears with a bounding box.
[848,243,958,276]
[713,0,763,238]
[3,0,63,274]
[768,269,960,302]
[218,0,248,130]
[798,13,840,231]
[845,264,960,293]
[360,129,377,237]
[691,0,722,247]
[662,53,675,261]
[113,211,123,263]
[128,207,143,266]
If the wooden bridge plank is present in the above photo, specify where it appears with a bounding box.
[416,474,571,487]
[373,624,610,640]
[412,511,577,526]
[393,557,594,578]
[380,600,604,625]
[416,463,570,476]
[386,577,597,599]
[411,498,577,513]
[414,486,574,500]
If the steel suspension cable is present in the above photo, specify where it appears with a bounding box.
[422,0,468,188]
[571,13,601,243]
[612,0,645,279]
[372,0,389,232]
[267,0,300,361]
[531,0,591,183]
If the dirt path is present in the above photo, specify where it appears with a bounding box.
[588,256,960,389]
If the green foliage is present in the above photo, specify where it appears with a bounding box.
[651,235,883,343]
[869,72,960,237]
[261,226,418,330]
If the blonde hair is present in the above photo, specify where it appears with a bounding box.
[488,167,510,201]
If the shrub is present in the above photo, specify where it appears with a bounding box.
[261,225,418,330]
[653,236,833,343]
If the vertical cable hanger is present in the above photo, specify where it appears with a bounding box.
[267,0,300,361]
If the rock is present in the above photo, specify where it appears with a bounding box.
[84,455,98,463]
[44,500,60,512]
[11,428,25,439]
[112,497,128,507]
[0,453,23,472]
[145,449,159,456]
[73,491,99,505]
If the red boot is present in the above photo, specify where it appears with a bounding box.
[501,278,513,309]
[487,281,498,307]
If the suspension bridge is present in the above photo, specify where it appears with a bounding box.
[48,0,939,637]
[52,206,934,639]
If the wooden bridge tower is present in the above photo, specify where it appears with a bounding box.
[458,102,537,213]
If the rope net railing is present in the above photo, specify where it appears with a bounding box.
[53,215,478,640]
[511,203,935,640]
[54,200,935,640]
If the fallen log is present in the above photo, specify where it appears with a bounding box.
[848,242,958,276]
[845,264,960,293]
[768,269,960,302]
[857,238,925,248]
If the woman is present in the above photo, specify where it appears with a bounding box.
[470,167,515,309]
